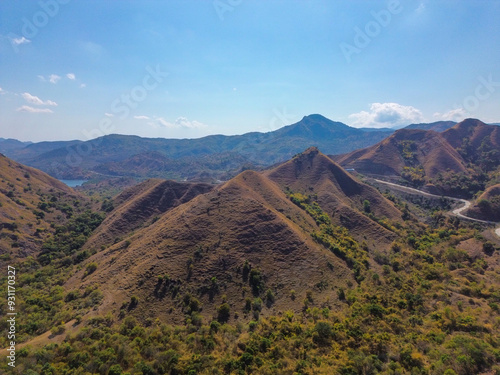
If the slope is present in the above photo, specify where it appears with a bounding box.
[84,178,213,250]
[442,118,500,169]
[0,153,91,258]
[265,147,402,245]
[334,128,468,179]
[66,168,359,323]
[65,148,406,323]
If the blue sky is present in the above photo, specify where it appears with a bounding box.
[1,0,499,142]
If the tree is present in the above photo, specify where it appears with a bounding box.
[363,199,371,213]
[217,303,231,323]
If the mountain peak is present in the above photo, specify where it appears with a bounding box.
[301,114,330,122]
[298,146,320,155]
[456,118,486,127]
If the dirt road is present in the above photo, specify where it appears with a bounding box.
[373,179,500,237]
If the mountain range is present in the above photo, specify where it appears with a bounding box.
[1,115,469,182]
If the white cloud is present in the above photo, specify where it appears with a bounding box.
[104,113,114,118]
[80,83,86,88]
[174,117,206,129]
[16,106,53,113]
[11,36,31,45]
[156,117,173,128]
[433,108,467,121]
[0,87,4,94]
[348,103,424,128]
[66,73,76,80]
[37,75,46,82]
[21,92,57,106]
[157,117,207,129]
[136,115,206,129]
[49,74,61,84]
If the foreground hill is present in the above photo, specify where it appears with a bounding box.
[0,153,93,258]
[66,148,402,324]
[4,115,394,180]
[334,119,500,197]
[265,147,402,243]
[84,179,213,250]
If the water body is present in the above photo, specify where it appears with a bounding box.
[59,179,88,187]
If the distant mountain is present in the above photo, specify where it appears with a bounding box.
[0,138,32,154]
[358,127,395,132]
[403,121,457,132]
[5,115,395,180]
[333,119,500,197]
[8,139,82,162]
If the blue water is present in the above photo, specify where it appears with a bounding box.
[59,179,88,187]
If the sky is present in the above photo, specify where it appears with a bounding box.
[0,0,499,142]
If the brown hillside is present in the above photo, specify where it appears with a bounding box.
[0,153,89,258]
[66,148,407,324]
[265,147,402,244]
[84,179,213,250]
[334,129,468,179]
[66,169,358,323]
[466,184,500,222]
[443,118,500,150]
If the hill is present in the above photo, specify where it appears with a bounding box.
[265,147,402,243]
[333,128,467,179]
[4,115,394,180]
[441,118,500,168]
[84,179,213,250]
[0,153,92,258]
[334,119,500,197]
[65,147,403,323]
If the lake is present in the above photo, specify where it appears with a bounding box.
[59,179,88,187]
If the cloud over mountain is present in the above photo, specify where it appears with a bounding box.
[349,102,424,128]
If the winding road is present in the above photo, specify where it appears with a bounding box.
[372,179,500,238]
